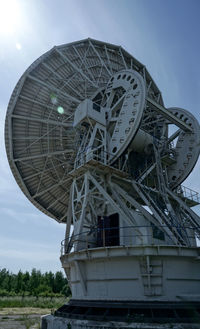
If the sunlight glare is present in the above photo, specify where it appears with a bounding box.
[16,42,22,50]
[0,0,22,36]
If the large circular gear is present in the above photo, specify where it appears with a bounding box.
[105,69,146,163]
[167,107,200,189]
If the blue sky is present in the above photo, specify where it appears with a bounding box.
[0,0,200,273]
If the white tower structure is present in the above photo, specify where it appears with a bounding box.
[5,39,200,328]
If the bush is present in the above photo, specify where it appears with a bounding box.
[0,289,8,297]
[0,295,67,308]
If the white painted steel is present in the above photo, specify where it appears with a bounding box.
[167,107,200,188]
[61,245,200,301]
[5,38,165,223]
[105,69,146,162]
[73,99,106,127]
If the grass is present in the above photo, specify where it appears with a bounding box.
[0,296,68,309]
[0,307,51,316]
[0,296,69,329]
[0,313,42,329]
[16,314,41,328]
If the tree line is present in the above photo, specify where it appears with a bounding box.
[0,268,71,297]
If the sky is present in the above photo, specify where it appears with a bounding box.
[0,0,200,274]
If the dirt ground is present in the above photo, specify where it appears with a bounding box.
[0,308,51,329]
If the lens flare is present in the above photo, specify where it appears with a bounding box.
[57,106,64,114]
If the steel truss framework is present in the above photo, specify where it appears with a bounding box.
[5,38,200,246]
[66,160,200,251]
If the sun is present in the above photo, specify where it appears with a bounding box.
[0,0,21,36]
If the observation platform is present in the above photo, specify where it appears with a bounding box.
[174,185,200,207]
[68,149,129,180]
[68,158,129,179]
[69,150,200,208]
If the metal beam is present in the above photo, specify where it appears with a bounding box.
[55,47,98,89]
[19,95,72,116]
[27,74,80,104]
[113,183,161,228]
[42,62,84,100]
[33,177,72,198]
[167,188,200,228]
[35,157,49,195]
[88,172,137,228]
[110,186,142,238]
[65,185,73,238]
[131,181,179,244]
[146,97,193,132]
[12,136,71,140]
[72,45,96,82]
[10,114,72,127]
[104,45,113,74]
[14,149,74,162]
[167,129,181,144]
[119,47,127,69]
[11,113,73,156]
[88,40,112,76]
[46,190,68,211]
[23,162,68,181]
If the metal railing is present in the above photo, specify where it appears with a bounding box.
[74,148,108,168]
[74,148,129,173]
[61,224,200,256]
[175,185,200,204]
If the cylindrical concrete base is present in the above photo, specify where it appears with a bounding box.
[61,245,200,302]
[41,314,200,329]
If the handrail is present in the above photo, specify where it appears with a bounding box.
[175,185,200,203]
[61,224,200,256]
[74,148,129,172]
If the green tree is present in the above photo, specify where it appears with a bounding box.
[0,268,9,289]
[0,268,70,296]
[54,271,65,293]
[29,268,42,295]
[44,271,54,292]
[16,270,23,293]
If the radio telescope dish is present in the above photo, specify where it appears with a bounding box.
[5,38,165,223]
